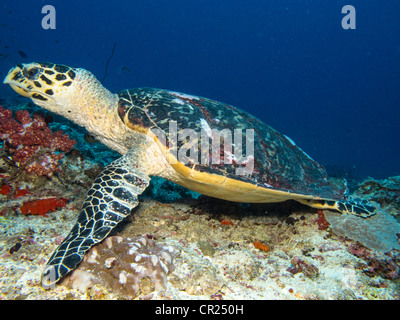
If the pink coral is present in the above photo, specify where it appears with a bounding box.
[0,105,76,177]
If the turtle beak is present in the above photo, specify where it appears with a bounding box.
[3,64,31,97]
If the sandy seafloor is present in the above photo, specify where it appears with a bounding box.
[0,183,399,300]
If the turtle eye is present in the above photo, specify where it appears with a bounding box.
[24,67,40,80]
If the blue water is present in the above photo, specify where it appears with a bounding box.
[0,0,399,180]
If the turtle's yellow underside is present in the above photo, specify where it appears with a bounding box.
[147,131,317,203]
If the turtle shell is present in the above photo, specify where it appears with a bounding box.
[117,88,345,202]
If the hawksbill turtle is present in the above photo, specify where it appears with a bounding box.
[3,62,376,286]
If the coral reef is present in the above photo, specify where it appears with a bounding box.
[348,242,400,280]
[324,206,400,253]
[1,193,400,300]
[322,176,400,253]
[0,100,399,300]
[0,106,76,177]
[286,256,319,279]
[353,176,400,216]
[61,235,178,299]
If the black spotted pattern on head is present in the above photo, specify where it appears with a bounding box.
[11,72,23,81]
[44,69,55,75]
[55,73,67,81]
[63,81,72,87]
[38,62,54,68]
[32,93,48,101]
[45,89,54,95]
[54,64,70,73]
[23,67,41,80]
[33,81,42,88]
[40,74,53,85]
[68,69,76,79]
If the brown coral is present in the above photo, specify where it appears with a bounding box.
[287,256,319,279]
[61,236,178,299]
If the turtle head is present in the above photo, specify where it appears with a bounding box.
[4,62,118,129]
[3,62,78,113]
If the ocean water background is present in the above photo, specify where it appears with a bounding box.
[0,0,399,180]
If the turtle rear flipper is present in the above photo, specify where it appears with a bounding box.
[41,156,150,287]
[298,198,376,218]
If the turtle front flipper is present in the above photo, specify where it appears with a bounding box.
[298,198,376,218]
[41,156,150,287]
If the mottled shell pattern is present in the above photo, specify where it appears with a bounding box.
[117,88,345,200]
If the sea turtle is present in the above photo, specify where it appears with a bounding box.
[3,62,376,286]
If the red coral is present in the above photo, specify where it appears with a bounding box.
[0,185,31,199]
[14,188,31,199]
[317,209,330,230]
[0,106,76,177]
[20,198,68,216]
[0,185,12,195]
[221,219,234,226]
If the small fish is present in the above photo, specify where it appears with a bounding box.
[18,50,27,58]
[84,133,99,144]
